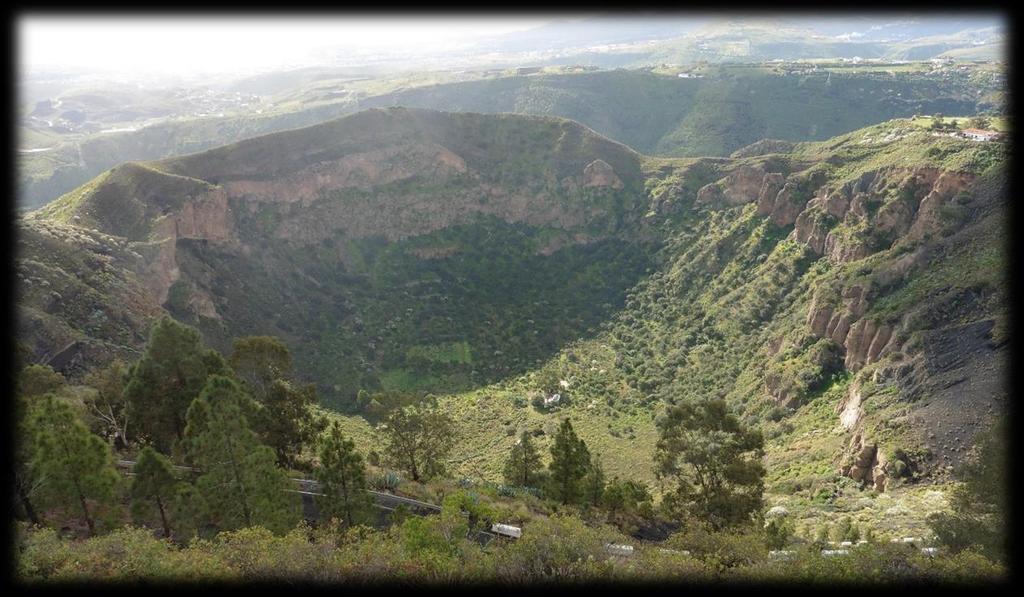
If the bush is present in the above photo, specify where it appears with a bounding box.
[664,523,768,571]
[493,515,617,582]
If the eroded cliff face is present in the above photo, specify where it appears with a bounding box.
[697,162,974,265]
[90,138,640,319]
[690,154,1000,490]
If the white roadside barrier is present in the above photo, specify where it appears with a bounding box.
[490,523,522,539]
[606,543,635,557]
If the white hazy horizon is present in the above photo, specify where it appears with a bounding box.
[19,16,558,77]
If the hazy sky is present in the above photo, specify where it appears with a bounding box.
[19,16,555,75]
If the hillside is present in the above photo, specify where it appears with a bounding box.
[18,109,1007,536]
[25,108,657,403]
[18,66,1001,210]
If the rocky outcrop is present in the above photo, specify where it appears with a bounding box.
[844,318,895,371]
[763,371,802,409]
[805,283,894,372]
[582,159,624,190]
[823,192,849,219]
[756,173,786,216]
[173,188,236,243]
[788,167,975,263]
[222,142,469,206]
[823,229,871,263]
[793,205,830,255]
[768,183,806,227]
[836,380,864,431]
[839,432,888,491]
[696,165,767,207]
[906,171,973,243]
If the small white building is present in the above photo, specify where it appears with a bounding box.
[960,128,1003,142]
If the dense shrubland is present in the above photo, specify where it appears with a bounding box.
[13,317,1006,584]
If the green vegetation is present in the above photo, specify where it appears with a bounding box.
[123,316,228,453]
[381,403,456,482]
[15,519,1005,584]
[13,110,1008,584]
[129,447,181,538]
[503,430,545,489]
[547,418,592,505]
[27,395,121,536]
[182,375,302,535]
[316,422,375,528]
[656,398,766,529]
[229,336,327,468]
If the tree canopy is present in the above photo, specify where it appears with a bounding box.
[655,398,765,530]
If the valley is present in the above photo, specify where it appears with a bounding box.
[13,15,1009,584]
[16,108,1007,542]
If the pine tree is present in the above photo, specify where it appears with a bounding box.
[28,395,121,536]
[14,393,44,525]
[548,418,590,504]
[316,422,374,528]
[129,447,181,538]
[185,375,301,535]
[256,379,325,469]
[502,431,544,488]
[124,317,224,453]
[582,455,606,507]
[229,336,325,468]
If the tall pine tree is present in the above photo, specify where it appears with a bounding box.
[124,317,227,453]
[129,447,181,538]
[28,395,121,536]
[503,431,544,488]
[316,422,373,528]
[229,336,325,468]
[548,418,591,505]
[184,375,301,535]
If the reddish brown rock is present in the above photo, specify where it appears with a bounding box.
[866,324,893,364]
[874,199,914,241]
[696,181,724,205]
[824,192,849,219]
[842,285,869,319]
[824,231,870,263]
[806,299,834,337]
[721,165,768,205]
[830,314,852,346]
[793,208,829,255]
[769,183,807,227]
[756,172,786,216]
[582,159,624,190]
